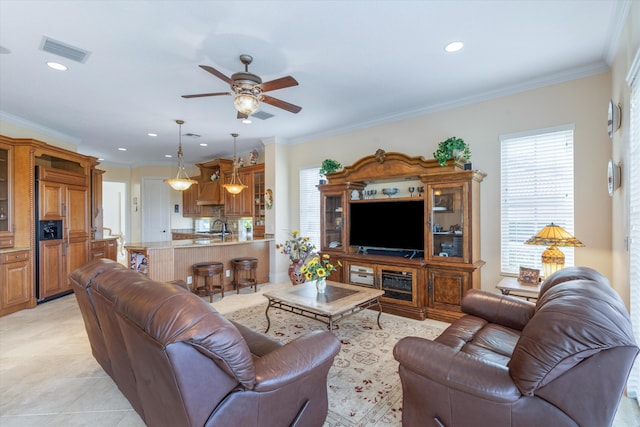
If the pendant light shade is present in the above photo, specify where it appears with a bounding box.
[223,133,248,195]
[164,120,197,191]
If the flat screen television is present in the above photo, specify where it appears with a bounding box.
[349,200,424,254]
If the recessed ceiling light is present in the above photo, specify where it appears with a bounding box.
[445,41,464,53]
[164,154,172,158]
[98,158,104,161]
[46,61,68,71]
[242,119,252,124]
[148,133,157,137]
[199,143,208,147]
[117,147,127,151]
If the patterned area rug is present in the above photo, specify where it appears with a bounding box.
[225,303,448,426]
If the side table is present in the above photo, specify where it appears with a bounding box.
[496,276,541,302]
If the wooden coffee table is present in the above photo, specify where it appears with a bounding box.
[263,280,384,332]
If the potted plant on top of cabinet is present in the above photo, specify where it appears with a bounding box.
[319,159,342,184]
[433,137,471,166]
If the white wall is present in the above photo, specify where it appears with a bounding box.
[610,2,640,306]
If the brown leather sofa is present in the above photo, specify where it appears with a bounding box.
[394,266,638,427]
[70,258,341,427]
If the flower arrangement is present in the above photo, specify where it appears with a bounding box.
[276,231,315,262]
[300,253,340,281]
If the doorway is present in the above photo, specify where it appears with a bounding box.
[102,181,127,263]
[141,177,170,242]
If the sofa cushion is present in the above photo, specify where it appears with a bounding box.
[93,272,257,389]
[509,278,636,396]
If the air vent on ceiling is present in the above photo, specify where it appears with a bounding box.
[252,111,275,120]
[40,36,91,63]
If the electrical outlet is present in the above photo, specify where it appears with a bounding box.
[186,276,192,285]
[225,270,230,277]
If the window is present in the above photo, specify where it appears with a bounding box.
[627,53,640,400]
[500,126,575,275]
[299,167,321,248]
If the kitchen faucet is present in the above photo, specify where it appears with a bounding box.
[211,219,227,234]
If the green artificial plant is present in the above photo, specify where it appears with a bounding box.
[433,137,471,166]
[319,159,342,177]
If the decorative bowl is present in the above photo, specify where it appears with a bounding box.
[382,188,399,197]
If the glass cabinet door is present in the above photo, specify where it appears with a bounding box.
[321,193,344,251]
[0,146,9,233]
[429,183,465,260]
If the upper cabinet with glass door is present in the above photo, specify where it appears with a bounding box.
[0,142,13,248]
[428,182,468,262]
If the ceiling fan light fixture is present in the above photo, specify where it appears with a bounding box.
[223,133,248,195]
[234,92,259,115]
[164,120,197,191]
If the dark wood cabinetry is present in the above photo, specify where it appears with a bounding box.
[319,151,484,321]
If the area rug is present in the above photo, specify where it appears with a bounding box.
[225,303,448,426]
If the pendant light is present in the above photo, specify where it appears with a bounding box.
[164,120,197,191]
[223,133,248,195]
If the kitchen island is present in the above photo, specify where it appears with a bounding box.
[125,237,273,289]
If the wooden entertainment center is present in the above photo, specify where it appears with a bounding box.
[319,150,485,322]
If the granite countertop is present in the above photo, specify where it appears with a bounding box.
[125,237,273,250]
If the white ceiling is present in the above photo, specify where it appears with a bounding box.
[0,0,628,167]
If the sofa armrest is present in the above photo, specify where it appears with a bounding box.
[168,279,189,291]
[394,336,521,403]
[253,330,340,392]
[231,320,283,357]
[462,289,535,330]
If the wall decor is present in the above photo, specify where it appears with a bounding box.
[607,158,621,196]
[608,100,621,139]
[265,188,273,209]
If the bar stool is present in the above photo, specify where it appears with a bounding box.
[231,257,258,293]
[192,262,224,302]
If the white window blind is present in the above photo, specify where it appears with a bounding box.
[299,167,321,249]
[500,126,575,275]
[627,53,640,400]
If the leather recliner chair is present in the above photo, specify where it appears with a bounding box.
[393,266,638,427]
[70,258,341,427]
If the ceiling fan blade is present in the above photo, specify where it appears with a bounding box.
[237,112,248,120]
[260,76,299,92]
[182,92,231,99]
[199,65,234,85]
[261,95,302,113]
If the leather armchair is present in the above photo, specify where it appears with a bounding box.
[394,267,638,427]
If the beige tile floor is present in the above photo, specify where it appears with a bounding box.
[1,283,638,426]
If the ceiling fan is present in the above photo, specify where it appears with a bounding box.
[182,54,302,119]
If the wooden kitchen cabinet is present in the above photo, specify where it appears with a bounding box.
[36,167,91,301]
[223,168,253,217]
[0,249,31,316]
[91,238,117,261]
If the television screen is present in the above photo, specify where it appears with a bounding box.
[349,200,424,251]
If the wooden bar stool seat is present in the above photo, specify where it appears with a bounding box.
[231,257,258,293]
[192,262,224,302]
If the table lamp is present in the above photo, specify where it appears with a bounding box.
[524,223,584,278]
